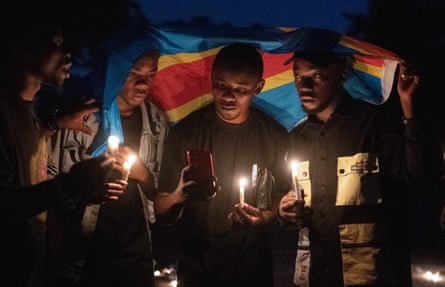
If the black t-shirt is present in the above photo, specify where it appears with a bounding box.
[158,104,289,285]
[83,108,154,286]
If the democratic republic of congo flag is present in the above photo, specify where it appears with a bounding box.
[98,25,401,144]
[147,26,400,131]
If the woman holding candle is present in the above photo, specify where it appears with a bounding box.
[46,26,168,287]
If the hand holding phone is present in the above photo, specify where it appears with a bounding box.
[184,150,218,201]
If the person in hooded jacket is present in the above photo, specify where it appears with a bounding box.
[46,26,168,287]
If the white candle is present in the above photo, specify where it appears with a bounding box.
[107,135,119,154]
[291,161,302,200]
[239,178,246,206]
[122,154,136,181]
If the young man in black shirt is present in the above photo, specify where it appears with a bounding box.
[155,43,289,287]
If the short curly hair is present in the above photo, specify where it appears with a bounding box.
[212,43,263,80]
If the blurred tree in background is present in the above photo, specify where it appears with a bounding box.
[1,0,149,75]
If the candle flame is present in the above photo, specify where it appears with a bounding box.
[239,178,246,187]
[107,135,119,152]
[122,154,136,181]
[123,154,137,170]
[123,161,131,170]
[291,160,299,173]
[423,271,441,282]
[127,154,136,166]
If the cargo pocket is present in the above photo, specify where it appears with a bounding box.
[339,223,399,286]
[336,153,381,206]
[339,223,389,286]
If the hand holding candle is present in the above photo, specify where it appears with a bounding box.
[122,154,136,181]
[239,178,246,207]
[107,135,119,155]
[291,161,302,200]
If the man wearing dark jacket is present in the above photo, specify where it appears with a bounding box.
[279,51,426,287]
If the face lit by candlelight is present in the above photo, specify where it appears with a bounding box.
[118,50,159,112]
[211,43,265,124]
[292,55,345,122]
[39,28,72,87]
[212,69,263,124]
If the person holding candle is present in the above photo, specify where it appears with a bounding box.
[277,50,436,286]
[46,26,168,287]
[0,17,126,286]
[290,161,303,201]
[155,43,289,287]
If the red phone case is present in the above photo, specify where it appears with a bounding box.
[185,150,217,200]
[186,150,215,182]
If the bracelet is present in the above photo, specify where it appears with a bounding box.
[401,116,415,125]
[47,108,60,132]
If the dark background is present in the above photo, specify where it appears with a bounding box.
[2,0,444,283]
[2,0,444,133]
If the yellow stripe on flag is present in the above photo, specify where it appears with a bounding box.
[353,60,381,78]
[158,47,221,70]
[263,70,294,92]
[165,93,214,122]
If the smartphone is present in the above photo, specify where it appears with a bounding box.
[184,150,217,200]
[186,150,215,183]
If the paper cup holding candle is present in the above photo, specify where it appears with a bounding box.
[122,154,136,181]
[291,161,303,200]
[239,177,246,207]
[107,135,119,155]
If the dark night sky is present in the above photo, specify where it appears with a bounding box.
[139,0,368,33]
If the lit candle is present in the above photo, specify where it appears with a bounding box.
[107,135,119,155]
[122,154,136,181]
[239,178,246,207]
[423,270,441,283]
[291,161,302,200]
